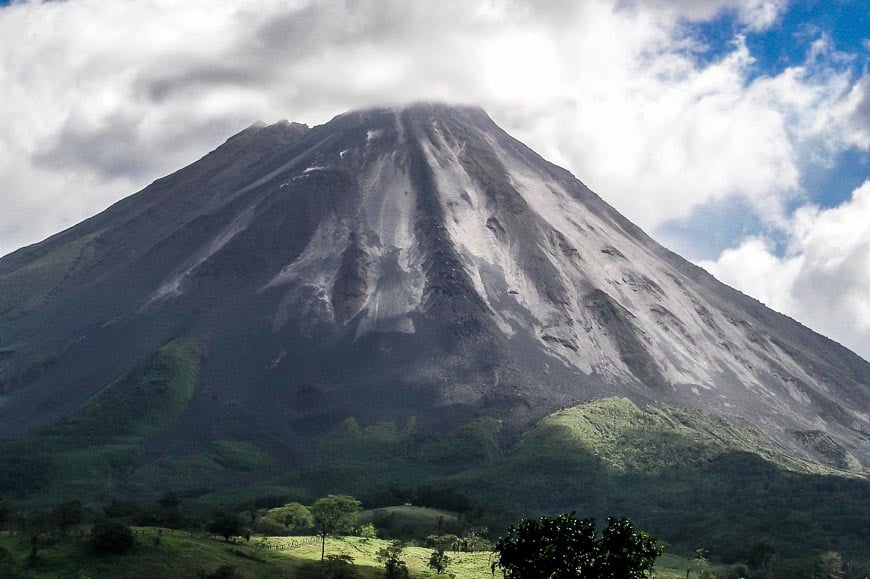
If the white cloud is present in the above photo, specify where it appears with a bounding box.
[633,0,786,30]
[0,0,865,259]
[701,181,870,361]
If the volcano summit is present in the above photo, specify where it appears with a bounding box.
[0,104,868,505]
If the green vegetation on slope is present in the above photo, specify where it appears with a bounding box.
[3,394,868,567]
[0,338,202,506]
[231,398,870,564]
[0,233,101,321]
[518,397,839,474]
[209,441,272,472]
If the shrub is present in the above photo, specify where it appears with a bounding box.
[377,541,410,579]
[90,520,135,553]
[316,554,360,579]
[357,522,378,539]
[428,548,451,574]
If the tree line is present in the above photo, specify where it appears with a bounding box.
[1,493,866,578]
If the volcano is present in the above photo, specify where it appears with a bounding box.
[1,103,868,493]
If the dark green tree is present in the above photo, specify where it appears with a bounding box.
[492,513,662,578]
[376,541,410,579]
[90,520,135,553]
[208,511,243,542]
[311,495,361,561]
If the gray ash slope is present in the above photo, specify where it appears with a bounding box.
[0,103,868,469]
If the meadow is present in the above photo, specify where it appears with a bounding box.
[0,525,714,579]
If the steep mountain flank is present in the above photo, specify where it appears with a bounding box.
[0,104,867,483]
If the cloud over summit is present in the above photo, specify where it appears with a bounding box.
[0,0,868,357]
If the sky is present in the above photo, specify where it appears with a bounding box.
[0,0,868,359]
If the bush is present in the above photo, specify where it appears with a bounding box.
[316,554,360,579]
[90,520,135,553]
[357,522,378,539]
[377,541,410,579]
[428,548,451,574]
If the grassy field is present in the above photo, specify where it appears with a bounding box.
[0,528,709,578]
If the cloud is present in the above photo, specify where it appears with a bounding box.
[701,181,870,361]
[631,0,786,30]
[0,0,865,260]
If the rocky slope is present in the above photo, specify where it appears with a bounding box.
[0,103,867,472]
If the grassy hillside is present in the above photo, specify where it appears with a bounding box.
[0,527,708,578]
[226,398,869,563]
[0,338,202,506]
[517,397,840,474]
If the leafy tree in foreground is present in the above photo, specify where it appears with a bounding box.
[311,495,361,561]
[377,540,410,579]
[492,513,662,578]
[597,517,662,577]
